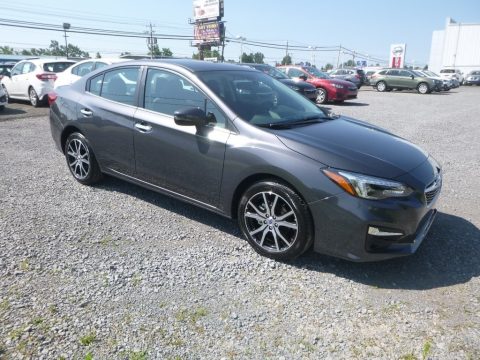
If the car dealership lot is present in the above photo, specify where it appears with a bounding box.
[0,87,479,359]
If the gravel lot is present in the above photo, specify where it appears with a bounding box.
[1,87,479,359]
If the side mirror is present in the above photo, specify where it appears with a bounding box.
[299,74,308,81]
[174,107,208,127]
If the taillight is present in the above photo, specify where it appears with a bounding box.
[36,73,57,81]
[47,91,57,106]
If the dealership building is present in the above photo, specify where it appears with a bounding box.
[428,17,480,74]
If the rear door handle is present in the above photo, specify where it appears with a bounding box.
[134,122,152,133]
[80,108,93,117]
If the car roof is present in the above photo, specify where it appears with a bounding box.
[17,58,76,65]
[116,59,256,73]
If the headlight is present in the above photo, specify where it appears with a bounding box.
[289,85,300,91]
[323,169,413,200]
[332,84,344,89]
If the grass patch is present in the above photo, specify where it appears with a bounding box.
[48,304,58,314]
[19,259,30,271]
[400,353,418,360]
[127,350,148,360]
[131,273,142,287]
[79,332,97,346]
[84,352,93,360]
[0,299,10,313]
[422,339,432,360]
[175,306,208,324]
[32,317,44,326]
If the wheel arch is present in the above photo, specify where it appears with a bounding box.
[61,125,83,153]
[230,173,310,220]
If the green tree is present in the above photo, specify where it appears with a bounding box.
[0,46,15,54]
[241,52,254,63]
[324,63,334,71]
[281,54,292,65]
[253,52,264,64]
[96,52,101,59]
[161,48,173,57]
[343,59,355,67]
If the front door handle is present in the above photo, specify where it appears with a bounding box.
[80,108,93,117]
[134,122,152,133]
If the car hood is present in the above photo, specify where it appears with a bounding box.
[278,78,316,90]
[274,117,428,179]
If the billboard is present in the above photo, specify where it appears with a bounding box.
[193,0,224,21]
[193,21,223,45]
[390,43,407,68]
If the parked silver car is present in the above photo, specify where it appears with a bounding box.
[328,68,365,89]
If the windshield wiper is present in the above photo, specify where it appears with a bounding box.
[257,116,330,129]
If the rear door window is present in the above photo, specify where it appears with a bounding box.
[287,68,306,77]
[387,70,400,76]
[100,67,140,106]
[22,62,35,74]
[72,62,94,76]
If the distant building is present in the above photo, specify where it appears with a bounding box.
[429,17,480,74]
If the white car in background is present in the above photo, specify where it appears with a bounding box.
[415,70,453,91]
[54,58,128,89]
[0,85,7,111]
[1,58,75,107]
[439,68,464,84]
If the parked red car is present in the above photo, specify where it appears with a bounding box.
[277,65,358,103]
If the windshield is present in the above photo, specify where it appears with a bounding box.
[412,71,425,77]
[425,71,439,77]
[251,65,289,80]
[199,70,329,127]
[303,66,331,79]
[43,62,75,73]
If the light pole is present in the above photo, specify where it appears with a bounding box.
[237,36,246,62]
[63,23,70,58]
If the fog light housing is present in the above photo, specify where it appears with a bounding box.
[368,226,404,236]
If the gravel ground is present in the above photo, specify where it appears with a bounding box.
[0,87,479,359]
[0,102,48,122]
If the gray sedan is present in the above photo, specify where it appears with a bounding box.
[50,59,441,261]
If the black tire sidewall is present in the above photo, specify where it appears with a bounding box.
[238,181,313,261]
[64,132,102,185]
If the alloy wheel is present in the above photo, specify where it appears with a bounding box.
[29,88,38,107]
[243,191,298,253]
[67,138,91,180]
[418,83,428,94]
[376,81,386,92]
[317,89,327,103]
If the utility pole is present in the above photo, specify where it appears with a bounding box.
[336,44,341,68]
[286,41,289,57]
[63,23,70,58]
[147,22,157,59]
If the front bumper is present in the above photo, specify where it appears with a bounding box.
[464,78,480,85]
[309,190,439,261]
[333,87,358,101]
[303,88,318,101]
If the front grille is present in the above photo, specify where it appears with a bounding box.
[424,172,442,205]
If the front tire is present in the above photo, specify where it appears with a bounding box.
[417,82,430,94]
[316,88,327,104]
[238,180,313,261]
[3,85,10,103]
[64,133,102,185]
[376,81,387,92]
[29,87,41,107]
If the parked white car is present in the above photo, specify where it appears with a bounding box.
[54,58,127,89]
[439,68,464,84]
[1,59,75,107]
[0,85,7,111]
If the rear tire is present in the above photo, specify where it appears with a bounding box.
[0,105,4,111]
[238,180,314,261]
[2,85,9,103]
[29,87,41,107]
[376,81,387,92]
[64,132,103,185]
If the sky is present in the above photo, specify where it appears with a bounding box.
[1,0,479,67]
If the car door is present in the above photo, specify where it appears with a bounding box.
[386,69,400,87]
[17,62,36,98]
[397,70,415,89]
[6,62,24,96]
[133,67,230,206]
[77,66,141,176]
